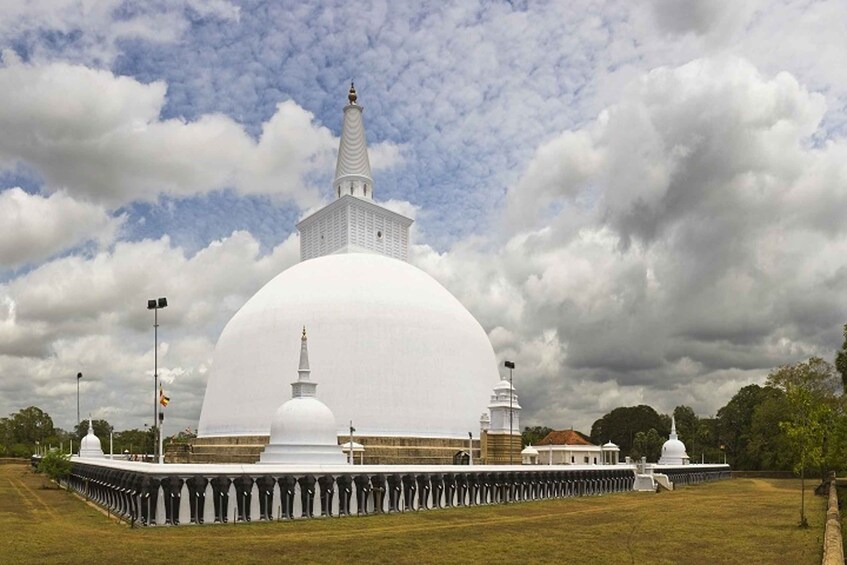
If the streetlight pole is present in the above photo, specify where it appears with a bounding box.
[147,297,168,463]
[76,372,82,425]
[505,361,515,465]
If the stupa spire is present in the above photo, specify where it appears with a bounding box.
[295,82,413,262]
[334,82,374,200]
[292,327,316,398]
[670,415,678,440]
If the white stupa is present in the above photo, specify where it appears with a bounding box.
[78,418,105,459]
[521,444,539,465]
[259,328,346,465]
[658,416,690,465]
[198,84,497,445]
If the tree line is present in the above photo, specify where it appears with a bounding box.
[0,407,192,458]
[525,325,847,477]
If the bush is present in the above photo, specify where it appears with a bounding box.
[10,443,32,458]
[37,450,71,488]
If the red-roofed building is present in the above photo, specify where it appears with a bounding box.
[530,429,620,466]
[537,429,593,446]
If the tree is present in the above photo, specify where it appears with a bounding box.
[767,357,843,527]
[590,405,667,456]
[716,385,777,469]
[672,406,697,440]
[630,428,664,462]
[73,419,113,445]
[114,428,155,456]
[522,426,553,447]
[745,390,793,471]
[37,450,72,488]
[836,324,847,392]
[0,406,55,457]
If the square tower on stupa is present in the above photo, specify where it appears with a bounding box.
[297,83,413,262]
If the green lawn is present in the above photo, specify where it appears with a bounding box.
[3,464,826,564]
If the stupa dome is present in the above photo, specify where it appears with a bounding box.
[268,398,337,446]
[259,329,346,465]
[658,416,690,465]
[78,419,104,458]
[521,444,538,457]
[198,252,498,440]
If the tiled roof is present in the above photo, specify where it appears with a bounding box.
[537,429,595,446]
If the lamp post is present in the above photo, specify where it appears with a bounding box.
[147,297,167,463]
[76,372,82,425]
[504,361,515,465]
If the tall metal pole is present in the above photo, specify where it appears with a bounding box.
[504,360,516,466]
[76,373,81,425]
[154,306,158,462]
[509,365,513,465]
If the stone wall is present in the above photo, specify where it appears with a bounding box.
[42,456,730,527]
[822,475,843,565]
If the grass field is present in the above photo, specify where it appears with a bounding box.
[2,463,826,564]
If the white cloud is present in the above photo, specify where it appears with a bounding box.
[0,60,337,208]
[0,230,299,430]
[405,55,847,430]
[0,188,122,267]
[0,0,239,65]
[369,141,406,171]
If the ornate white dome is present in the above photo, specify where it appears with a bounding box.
[78,419,104,458]
[199,253,498,439]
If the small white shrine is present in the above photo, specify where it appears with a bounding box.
[658,416,690,465]
[259,328,346,465]
[78,418,105,459]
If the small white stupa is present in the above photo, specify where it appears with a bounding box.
[259,328,346,465]
[78,418,105,459]
[521,444,539,465]
[658,416,690,465]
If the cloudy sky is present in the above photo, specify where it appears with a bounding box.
[2,0,846,436]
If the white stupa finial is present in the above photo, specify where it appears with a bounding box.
[334,83,374,200]
[299,326,310,373]
[292,327,317,398]
[87,417,94,434]
[670,415,678,440]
